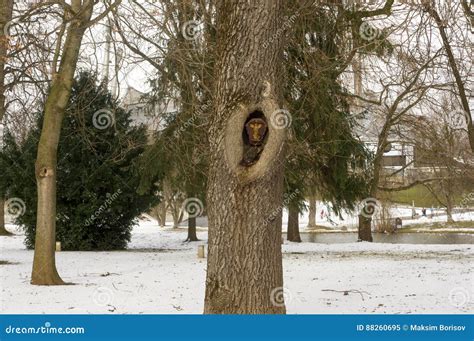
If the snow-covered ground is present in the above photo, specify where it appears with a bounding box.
[1,218,473,314]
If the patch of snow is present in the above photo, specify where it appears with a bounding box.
[0,218,472,314]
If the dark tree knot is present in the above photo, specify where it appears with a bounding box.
[38,167,54,178]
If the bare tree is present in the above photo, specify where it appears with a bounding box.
[31,0,120,285]
[113,0,214,241]
[0,0,14,236]
[408,99,474,222]
[355,49,444,241]
[421,1,474,152]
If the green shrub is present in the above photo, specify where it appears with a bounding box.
[2,72,160,250]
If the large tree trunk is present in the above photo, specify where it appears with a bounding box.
[186,216,199,242]
[358,215,373,242]
[287,206,301,243]
[204,0,286,314]
[31,2,93,285]
[307,197,316,228]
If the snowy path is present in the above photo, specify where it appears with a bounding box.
[1,221,473,314]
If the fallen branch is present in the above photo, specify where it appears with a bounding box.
[322,289,370,301]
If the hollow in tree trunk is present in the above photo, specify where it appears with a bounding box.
[204,0,286,314]
[186,216,199,242]
[287,206,301,242]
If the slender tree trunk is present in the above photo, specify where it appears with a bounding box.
[446,196,454,223]
[307,197,316,228]
[358,147,384,242]
[287,206,301,242]
[0,0,14,237]
[31,2,93,285]
[0,197,12,235]
[186,216,199,242]
[352,44,375,242]
[151,202,166,227]
[0,0,13,121]
[358,215,373,242]
[171,202,182,228]
[158,201,166,227]
[204,0,286,314]
[358,198,376,241]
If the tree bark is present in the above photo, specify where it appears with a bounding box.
[307,197,316,228]
[151,202,166,227]
[204,0,286,314]
[0,197,12,235]
[158,201,166,227]
[446,195,454,223]
[170,201,183,228]
[287,206,301,242]
[358,215,373,242]
[0,0,13,122]
[31,2,93,285]
[0,0,14,237]
[186,216,199,242]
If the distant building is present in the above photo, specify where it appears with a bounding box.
[121,86,177,137]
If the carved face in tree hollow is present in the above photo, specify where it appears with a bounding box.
[240,111,268,167]
[245,117,267,146]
